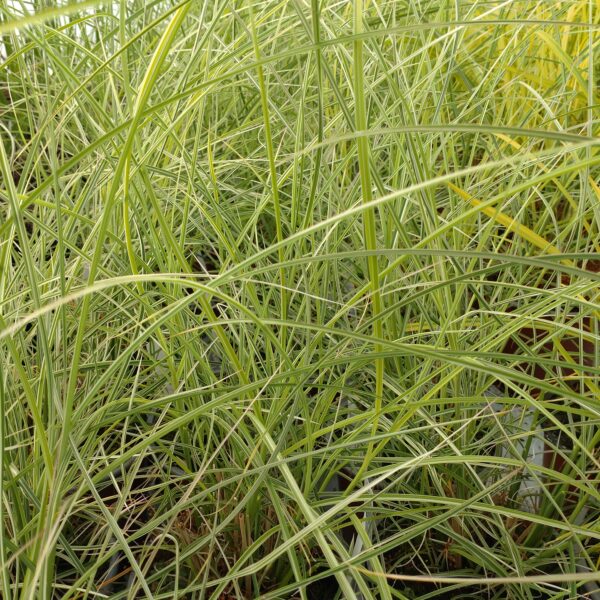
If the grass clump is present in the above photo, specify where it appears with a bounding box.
[0,1,599,598]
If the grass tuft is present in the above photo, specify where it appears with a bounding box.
[1,1,598,598]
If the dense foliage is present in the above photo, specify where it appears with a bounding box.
[1,1,599,598]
